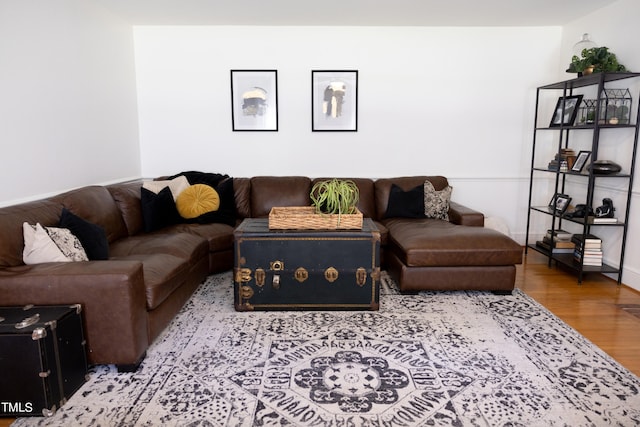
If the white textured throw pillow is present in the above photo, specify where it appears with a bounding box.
[23,223,69,264]
[424,180,453,221]
[44,226,88,261]
[142,175,190,201]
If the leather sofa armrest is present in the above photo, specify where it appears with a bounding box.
[449,201,484,227]
[0,260,148,366]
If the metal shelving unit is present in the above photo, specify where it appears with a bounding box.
[525,72,640,284]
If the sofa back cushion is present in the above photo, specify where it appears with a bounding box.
[54,186,128,243]
[0,199,64,268]
[108,181,144,236]
[311,178,376,218]
[374,176,449,221]
[233,178,252,220]
[250,176,311,218]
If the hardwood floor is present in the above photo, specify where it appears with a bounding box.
[1,252,639,426]
[517,249,640,377]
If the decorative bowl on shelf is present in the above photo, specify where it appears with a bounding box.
[588,160,622,175]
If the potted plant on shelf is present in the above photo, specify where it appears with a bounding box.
[567,46,627,75]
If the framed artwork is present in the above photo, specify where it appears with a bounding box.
[312,70,358,131]
[548,193,572,214]
[230,70,278,131]
[550,95,583,127]
[571,150,591,172]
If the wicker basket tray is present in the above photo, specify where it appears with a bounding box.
[268,206,363,230]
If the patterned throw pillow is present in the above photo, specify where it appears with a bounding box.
[44,226,89,262]
[424,180,452,221]
[23,223,68,264]
[23,223,89,264]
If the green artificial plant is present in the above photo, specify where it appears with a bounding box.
[568,46,627,74]
[310,179,360,216]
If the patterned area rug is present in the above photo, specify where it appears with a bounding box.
[14,272,640,426]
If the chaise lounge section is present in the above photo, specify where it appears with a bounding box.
[374,176,523,293]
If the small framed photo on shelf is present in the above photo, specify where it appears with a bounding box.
[230,69,278,131]
[311,70,358,131]
[548,193,572,214]
[571,150,591,172]
[550,95,583,127]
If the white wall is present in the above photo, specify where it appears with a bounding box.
[0,0,141,207]
[560,0,640,291]
[134,25,561,234]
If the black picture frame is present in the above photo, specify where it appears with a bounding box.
[230,70,278,131]
[571,150,591,172]
[312,70,358,131]
[550,95,583,127]
[548,193,572,213]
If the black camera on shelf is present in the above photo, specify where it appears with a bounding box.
[566,198,615,219]
[567,204,592,218]
[595,198,615,218]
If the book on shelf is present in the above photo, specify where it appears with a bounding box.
[574,251,603,266]
[541,236,575,250]
[571,233,601,246]
[574,246,603,254]
[536,240,575,254]
[548,239,575,249]
[576,244,602,252]
[580,251,603,258]
[574,247,603,256]
[587,216,619,224]
[545,229,572,241]
[572,232,603,266]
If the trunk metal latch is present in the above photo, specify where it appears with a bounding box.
[235,268,252,283]
[295,267,308,283]
[324,267,339,283]
[270,260,284,271]
[255,268,266,287]
[356,267,367,286]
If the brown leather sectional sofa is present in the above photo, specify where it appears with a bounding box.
[0,174,522,369]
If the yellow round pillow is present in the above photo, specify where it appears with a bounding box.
[176,184,220,219]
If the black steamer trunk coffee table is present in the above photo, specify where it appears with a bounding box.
[233,218,381,311]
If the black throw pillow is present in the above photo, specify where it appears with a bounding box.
[59,208,109,260]
[384,184,426,219]
[140,186,182,232]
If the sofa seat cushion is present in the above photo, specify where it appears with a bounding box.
[111,253,190,310]
[109,233,208,267]
[385,218,522,267]
[165,223,234,252]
